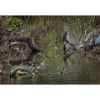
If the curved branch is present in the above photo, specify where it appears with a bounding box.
[10,36,41,52]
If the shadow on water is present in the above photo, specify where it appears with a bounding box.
[0,49,100,84]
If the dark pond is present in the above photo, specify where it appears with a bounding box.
[0,50,99,84]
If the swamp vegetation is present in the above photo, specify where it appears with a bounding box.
[0,16,100,84]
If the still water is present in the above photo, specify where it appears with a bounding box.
[0,50,99,84]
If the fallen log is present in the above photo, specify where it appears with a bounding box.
[0,27,41,53]
[10,60,44,78]
[10,36,41,52]
[11,66,35,78]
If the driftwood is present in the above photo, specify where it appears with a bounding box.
[62,31,100,63]
[0,27,41,53]
[10,36,41,52]
[11,60,45,78]
[11,65,37,78]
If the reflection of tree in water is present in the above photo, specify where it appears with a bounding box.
[9,52,37,65]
